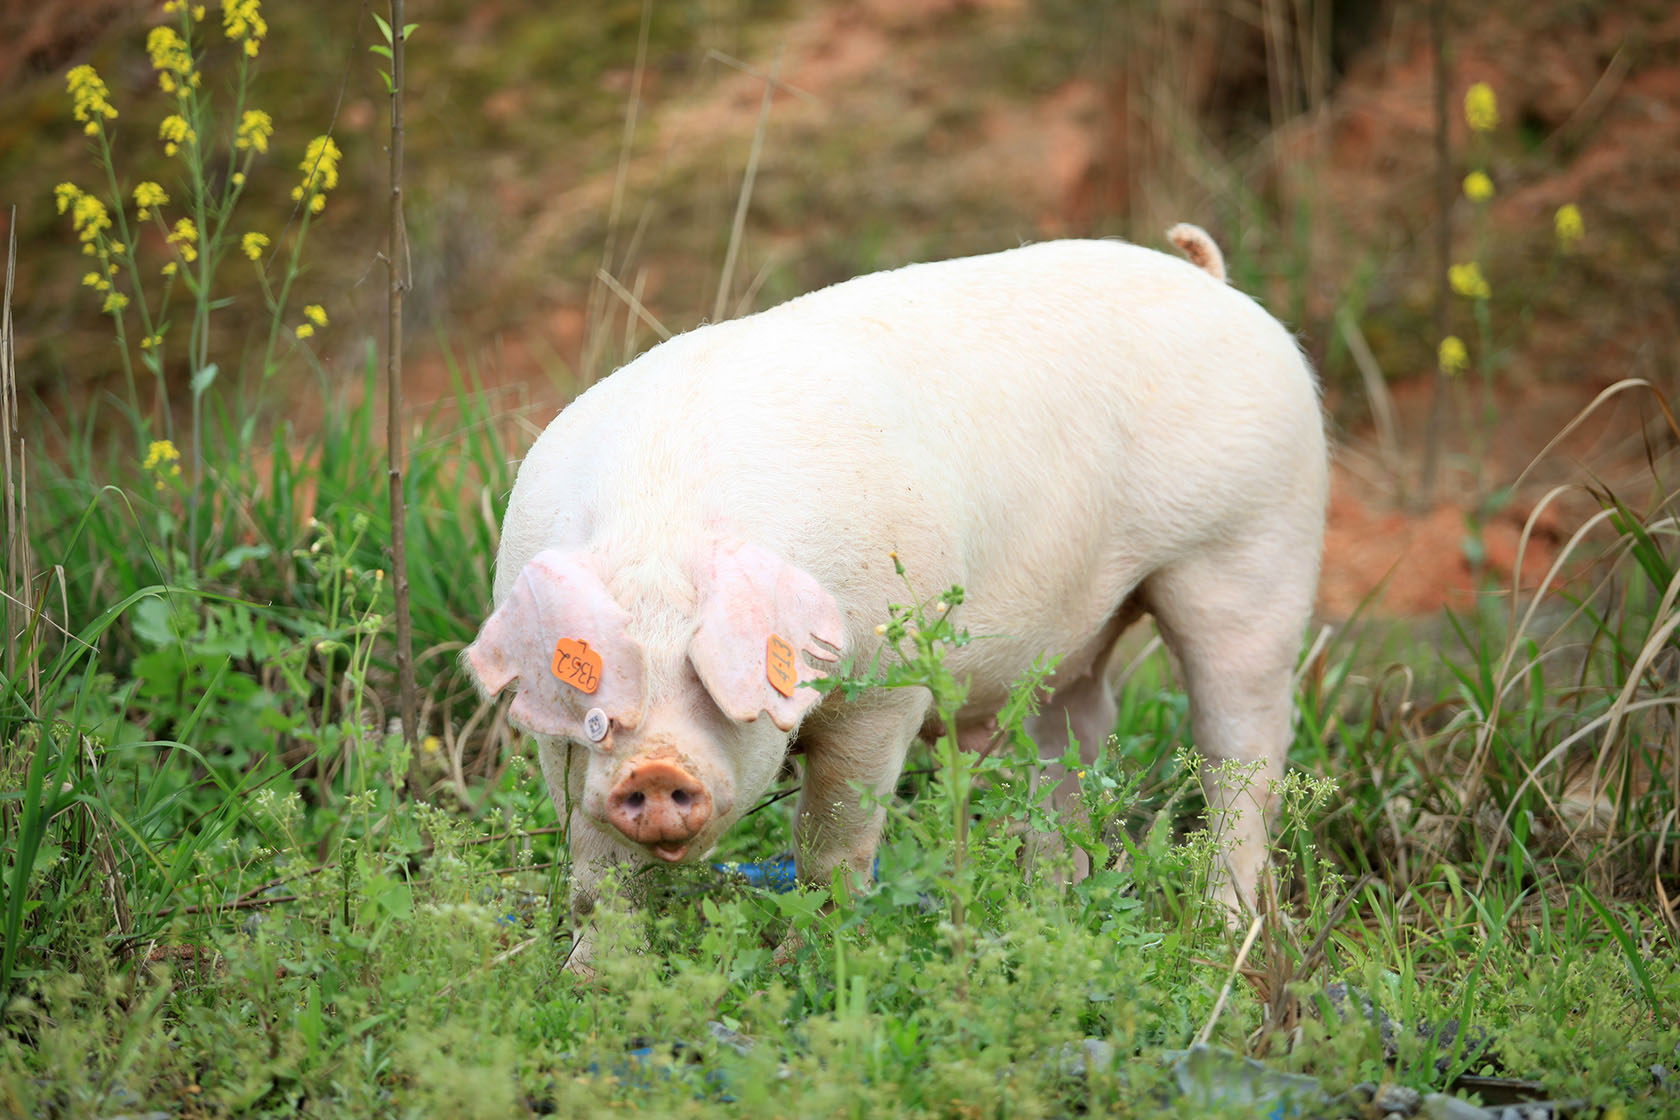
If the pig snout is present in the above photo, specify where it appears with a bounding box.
[606,758,712,860]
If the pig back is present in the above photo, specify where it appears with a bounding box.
[497,238,1325,686]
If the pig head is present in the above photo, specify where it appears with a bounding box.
[464,542,845,864]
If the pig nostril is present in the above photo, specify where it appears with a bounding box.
[626,791,645,809]
[671,789,690,808]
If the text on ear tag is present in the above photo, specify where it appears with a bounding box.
[766,633,797,698]
[551,637,603,694]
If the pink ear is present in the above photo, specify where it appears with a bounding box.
[462,551,646,737]
[688,541,845,731]
[465,617,520,696]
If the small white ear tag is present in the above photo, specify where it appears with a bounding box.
[584,708,610,743]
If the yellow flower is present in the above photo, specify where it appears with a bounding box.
[140,333,163,350]
[235,109,272,153]
[162,261,179,278]
[54,182,83,214]
[295,323,315,339]
[66,65,118,134]
[1464,82,1499,132]
[146,26,197,95]
[241,231,270,260]
[223,0,268,56]
[132,181,169,221]
[1554,203,1584,252]
[421,735,440,754]
[1449,261,1491,301]
[303,304,327,327]
[1462,171,1494,203]
[1437,335,1468,378]
[69,193,111,246]
[82,271,103,288]
[144,440,181,471]
[159,113,196,156]
[144,440,183,489]
[101,291,130,314]
[291,135,342,212]
[167,217,199,263]
[232,171,246,186]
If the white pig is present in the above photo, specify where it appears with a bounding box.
[464,228,1327,964]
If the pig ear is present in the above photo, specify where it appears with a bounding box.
[464,612,521,697]
[463,551,646,737]
[688,541,845,732]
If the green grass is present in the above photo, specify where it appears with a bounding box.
[3,372,1676,1114]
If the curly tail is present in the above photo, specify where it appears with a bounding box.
[1166,223,1226,283]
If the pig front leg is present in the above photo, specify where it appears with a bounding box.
[792,691,931,893]
[538,738,647,974]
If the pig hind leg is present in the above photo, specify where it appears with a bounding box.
[1142,531,1315,915]
[1022,599,1142,883]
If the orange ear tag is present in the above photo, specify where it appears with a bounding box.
[551,637,603,695]
[766,633,798,698]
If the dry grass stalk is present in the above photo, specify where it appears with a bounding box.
[1195,913,1264,1046]
[712,45,783,325]
[3,207,27,693]
[582,0,654,386]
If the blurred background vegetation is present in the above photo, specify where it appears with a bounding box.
[6,0,1675,433]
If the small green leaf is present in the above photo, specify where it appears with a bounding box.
[190,362,219,395]
[402,23,419,39]
[370,44,392,60]
[372,11,393,43]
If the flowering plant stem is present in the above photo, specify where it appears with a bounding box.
[1419,0,1451,508]
[385,0,420,768]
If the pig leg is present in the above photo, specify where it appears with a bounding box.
[1022,599,1143,883]
[1024,667,1120,884]
[1142,534,1314,915]
[538,738,645,974]
[792,691,932,891]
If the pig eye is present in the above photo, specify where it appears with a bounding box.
[583,707,610,743]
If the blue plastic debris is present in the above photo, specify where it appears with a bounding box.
[580,1022,749,1101]
[711,855,880,892]
[712,855,799,891]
